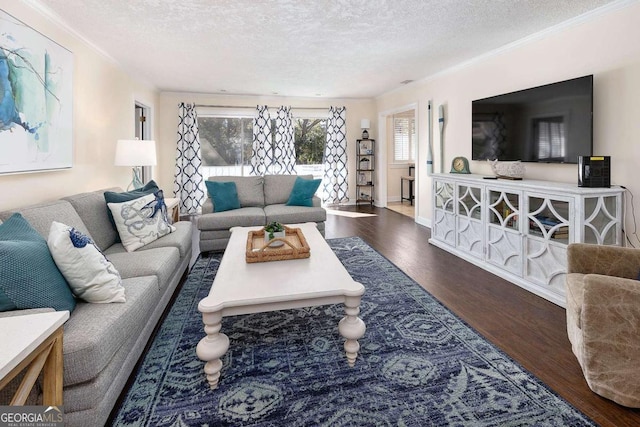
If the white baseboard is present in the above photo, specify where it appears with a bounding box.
[416,216,431,228]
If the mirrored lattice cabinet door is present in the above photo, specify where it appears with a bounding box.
[486,188,523,276]
[581,195,622,245]
[456,184,483,259]
[433,181,455,245]
[525,194,572,295]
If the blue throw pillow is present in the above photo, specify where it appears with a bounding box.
[104,180,160,241]
[286,177,322,207]
[0,213,76,313]
[205,181,241,213]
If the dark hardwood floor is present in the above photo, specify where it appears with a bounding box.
[325,205,640,427]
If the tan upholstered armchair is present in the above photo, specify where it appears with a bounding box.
[566,243,640,407]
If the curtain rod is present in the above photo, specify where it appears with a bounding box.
[194,104,331,111]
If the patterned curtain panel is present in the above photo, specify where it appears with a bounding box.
[272,106,296,174]
[173,102,205,215]
[250,105,272,176]
[323,106,348,204]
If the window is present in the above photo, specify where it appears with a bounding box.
[199,115,253,176]
[197,110,327,178]
[393,111,416,162]
[293,117,326,178]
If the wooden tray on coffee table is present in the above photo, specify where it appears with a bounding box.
[246,226,310,263]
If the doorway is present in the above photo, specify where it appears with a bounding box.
[382,106,418,219]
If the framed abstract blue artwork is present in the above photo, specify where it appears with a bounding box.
[0,10,73,174]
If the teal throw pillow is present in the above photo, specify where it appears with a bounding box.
[205,181,241,212]
[0,213,76,313]
[104,180,160,241]
[286,177,322,207]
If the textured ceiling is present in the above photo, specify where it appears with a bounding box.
[33,0,620,98]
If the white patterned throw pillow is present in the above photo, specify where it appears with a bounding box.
[107,190,176,252]
[47,221,125,303]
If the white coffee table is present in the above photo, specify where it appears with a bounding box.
[196,222,366,390]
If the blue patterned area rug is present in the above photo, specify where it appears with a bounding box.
[110,237,595,426]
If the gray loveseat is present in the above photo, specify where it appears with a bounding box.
[0,187,192,426]
[198,174,327,252]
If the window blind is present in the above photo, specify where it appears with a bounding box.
[394,114,415,162]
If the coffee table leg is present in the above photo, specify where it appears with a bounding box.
[196,311,229,389]
[338,294,366,367]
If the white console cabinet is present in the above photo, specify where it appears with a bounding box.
[430,173,624,307]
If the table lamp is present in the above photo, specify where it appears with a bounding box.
[115,139,157,190]
[360,119,370,139]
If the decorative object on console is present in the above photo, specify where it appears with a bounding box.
[578,156,611,188]
[47,221,125,303]
[450,156,471,174]
[488,159,525,179]
[115,139,157,190]
[360,118,370,139]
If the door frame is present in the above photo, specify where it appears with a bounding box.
[376,102,419,213]
[134,101,153,183]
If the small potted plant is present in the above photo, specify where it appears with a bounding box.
[264,221,286,247]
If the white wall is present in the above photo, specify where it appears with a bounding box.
[376,2,640,236]
[0,1,159,212]
[157,93,376,203]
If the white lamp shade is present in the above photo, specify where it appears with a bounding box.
[360,119,370,129]
[115,140,157,166]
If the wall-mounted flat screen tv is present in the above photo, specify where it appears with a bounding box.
[472,75,593,164]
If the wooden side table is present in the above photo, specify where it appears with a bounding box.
[0,311,69,406]
[164,197,180,223]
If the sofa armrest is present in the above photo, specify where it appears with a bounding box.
[567,243,640,279]
[202,197,213,214]
[581,274,640,404]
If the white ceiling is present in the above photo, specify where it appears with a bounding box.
[33,0,622,99]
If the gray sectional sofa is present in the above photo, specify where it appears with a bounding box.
[0,188,193,426]
[198,174,327,252]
